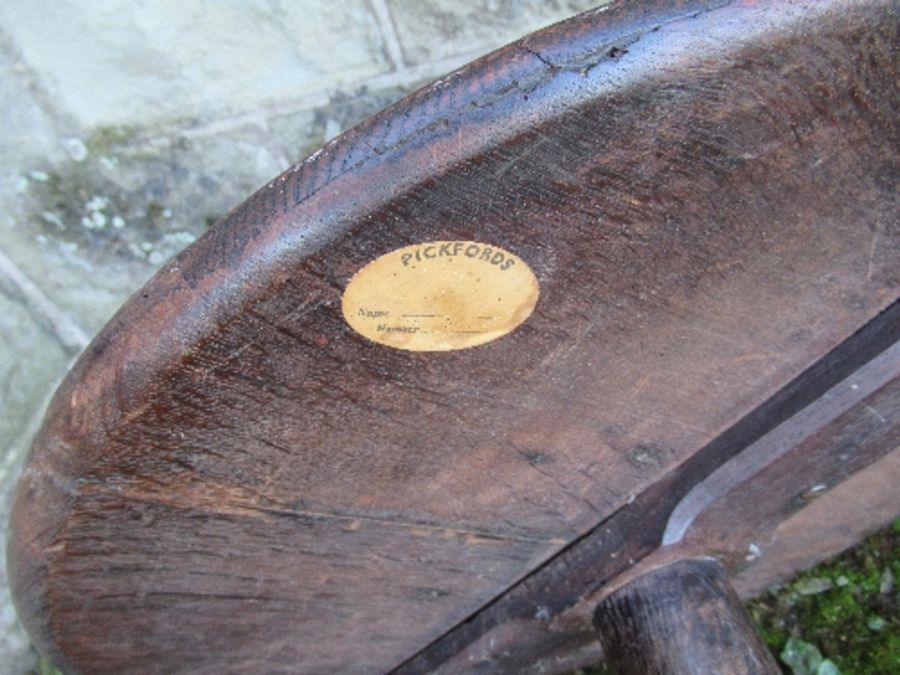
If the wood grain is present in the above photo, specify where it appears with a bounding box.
[393,302,900,675]
[594,559,780,675]
[8,0,898,673]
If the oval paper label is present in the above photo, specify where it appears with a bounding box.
[342,241,539,351]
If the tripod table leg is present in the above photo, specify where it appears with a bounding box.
[593,558,780,675]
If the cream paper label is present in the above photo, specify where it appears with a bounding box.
[342,241,539,351]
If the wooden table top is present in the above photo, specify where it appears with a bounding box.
[8,1,898,672]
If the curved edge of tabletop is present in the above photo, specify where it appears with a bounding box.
[6,0,885,670]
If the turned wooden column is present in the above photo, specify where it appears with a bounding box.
[593,559,780,675]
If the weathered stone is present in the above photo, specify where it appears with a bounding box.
[794,577,835,596]
[0,293,69,459]
[0,0,392,128]
[388,0,608,65]
[0,38,65,171]
[0,292,70,675]
[0,113,300,334]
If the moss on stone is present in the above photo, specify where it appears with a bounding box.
[32,656,62,675]
[748,520,899,674]
[84,124,146,156]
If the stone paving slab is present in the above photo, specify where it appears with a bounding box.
[0,291,72,675]
[388,0,604,65]
[0,33,63,170]
[0,293,68,475]
[0,0,393,128]
[0,83,423,338]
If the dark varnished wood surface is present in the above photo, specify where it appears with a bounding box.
[8,0,899,673]
[395,303,900,675]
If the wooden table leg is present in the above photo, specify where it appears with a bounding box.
[593,558,780,675]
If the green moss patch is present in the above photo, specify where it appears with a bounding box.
[748,519,899,674]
